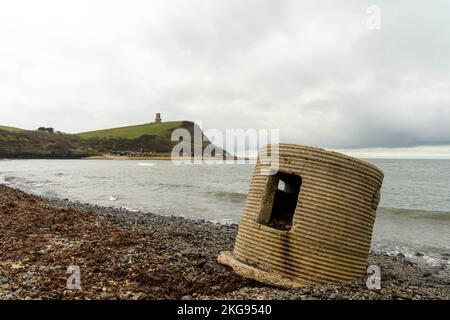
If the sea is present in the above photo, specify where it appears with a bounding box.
[1,158,449,268]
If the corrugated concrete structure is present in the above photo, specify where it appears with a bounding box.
[218,144,384,288]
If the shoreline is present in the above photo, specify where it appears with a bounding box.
[0,184,449,300]
[83,155,175,160]
[83,155,247,161]
[1,155,247,161]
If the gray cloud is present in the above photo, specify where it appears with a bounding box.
[0,0,449,150]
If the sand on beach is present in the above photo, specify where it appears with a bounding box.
[0,184,449,300]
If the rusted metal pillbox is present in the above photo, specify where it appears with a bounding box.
[218,144,384,288]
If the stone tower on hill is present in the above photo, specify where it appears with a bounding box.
[155,113,161,123]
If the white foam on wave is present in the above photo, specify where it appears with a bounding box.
[137,163,156,166]
[372,244,449,268]
[422,255,448,267]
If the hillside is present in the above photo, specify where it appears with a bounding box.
[0,125,23,133]
[0,121,226,159]
[77,121,182,140]
[81,121,218,156]
[0,130,98,159]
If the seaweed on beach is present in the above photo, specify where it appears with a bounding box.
[0,184,449,300]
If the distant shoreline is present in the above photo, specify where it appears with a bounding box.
[83,155,245,161]
[1,155,244,161]
[83,155,175,160]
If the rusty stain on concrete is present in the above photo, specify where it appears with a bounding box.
[218,144,384,288]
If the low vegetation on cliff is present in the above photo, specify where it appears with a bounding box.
[77,121,183,140]
[0,130,98,159]
[0,125,23,133]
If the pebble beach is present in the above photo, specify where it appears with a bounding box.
[0,184,448,300]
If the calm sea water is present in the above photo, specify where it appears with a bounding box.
[1,159,449,267]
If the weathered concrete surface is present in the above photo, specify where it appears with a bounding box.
[219,144,384,288]
[218,251,305,289]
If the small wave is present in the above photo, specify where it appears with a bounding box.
[83,175,108,180]
[152,182,196,191]
[44,190,58,197]
[206,191,247,202]
[122,206,139,212]
[372,245,450,268]
[138,163,156,166]
[4,176,16,182]
[378,207,450,221]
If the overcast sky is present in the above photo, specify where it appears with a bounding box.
[1,0,449,153]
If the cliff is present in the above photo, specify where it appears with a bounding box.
[0,121,225,159]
